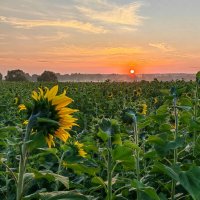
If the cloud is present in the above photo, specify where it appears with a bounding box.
[149,42,175,52]
[76,1,145,26]
[0,16,107,34]
[39,46,145,57]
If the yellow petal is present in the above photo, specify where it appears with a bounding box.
[55,99,73,110]
[78,149,87,158]
[45,134,55,148]
[47,85,58,101]
[44,87,50,99]
[52,96,72,107]
[55,128,70,142]
[18,104,27,111]
[58,108,78,115]
[38,88,44,99]
[23,120,29,125]
[32,91,39,101]
[75,141,83,148]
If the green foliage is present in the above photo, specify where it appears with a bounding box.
[0,75,199,200]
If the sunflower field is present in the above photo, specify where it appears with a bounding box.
[0,72,200,200]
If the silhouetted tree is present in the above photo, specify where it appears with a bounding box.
[37,71,58,82]
[0,73,2,80]
[5,69,28,81]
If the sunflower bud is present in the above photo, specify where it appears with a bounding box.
[121,108,136,124]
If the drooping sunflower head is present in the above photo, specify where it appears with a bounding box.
[153,97,158,104]
[138,103,148,115]
[31,85,78,148]
[74,141,87,158]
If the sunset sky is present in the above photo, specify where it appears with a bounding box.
[0,0,200,75]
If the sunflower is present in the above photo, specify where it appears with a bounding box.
[138,103,147,115]
[31,85,78,148]
[18,104,27,111]
[153,97,158,104]
[23,120,29,125]
[74,141,87,158]
[14,97,19,105]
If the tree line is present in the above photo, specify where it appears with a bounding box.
[0,69,134,82]
[0,70,58,82]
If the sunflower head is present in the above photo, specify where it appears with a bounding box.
[29,85,78,148]
[18,104,27,111]
[153,97,158,104]
[138,103,148,115]
[74,141,87,158]
[121,108,136,124]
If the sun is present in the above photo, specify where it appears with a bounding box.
[130,69,135,74]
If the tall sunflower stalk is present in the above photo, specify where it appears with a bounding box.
[107,135,113,200]
[17,115,36,200]
[171,87,178,200]
[132,114,140,200]
[193,72,200,157]
[16,85,77,200]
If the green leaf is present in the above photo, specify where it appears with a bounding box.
[176,106,192,111]
[28,132,46,151]
[155,163,179,182]
[131,179,160,200]
[92,176,107,190]
[179,111,192,124]
[65,163,99,176]
[155,164,200,200]
[179,167,200,200]
[97,129,109,142]
[159,124,171,132]
[0,126,18,139]
[148,135,184,156]
[33,171,69,189]
[156,105,168,115]
[113,134,122,145]
[123,140,140,151]
[39,191,90,200]
[112,145,133,162]
[179,97,193,107]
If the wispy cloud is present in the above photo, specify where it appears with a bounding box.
[149,42,175,52]
[0,16,107,34]
[39,46,145,57]
[77,1,145,26]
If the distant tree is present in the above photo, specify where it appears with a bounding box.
[0,73,2,80]
[37,71,58,82]
[5,69,28,81]
[32,74,39,82]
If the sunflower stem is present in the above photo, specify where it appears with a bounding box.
[171,96,178,200]
[193,83,198,157]
[55,151,66,191]
[16,115,34,200]
[107,136,112,200]
[133,115,140,200]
